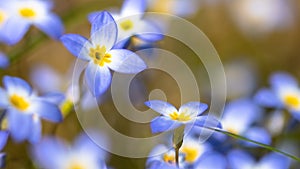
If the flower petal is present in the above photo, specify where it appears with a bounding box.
[60,34,92,61]
[195,152,227,169]
[193,115,222,129]
[85,62,112,96]
[3,76,32,97]
[242,127,271,147]
[259,153,290,169]
[0,88,9,108]
[30,99,62,122]
[145,100,177,116]
[107,49,147,73]
[7,110,32,142]
[150,116,181,133]
[0,131,8,150]
[228,149,255,169]
[179,102,208,118]
[121,0,146,17]
[1,16,30,45]
[0,52,9,69]
[270,72,298,90]
[28,117,41,144]
[90,11,117,50]
[254,88,282,108]
[135,20,164,42]
[34,14,64,40]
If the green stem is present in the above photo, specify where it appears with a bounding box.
[205,126,300,162]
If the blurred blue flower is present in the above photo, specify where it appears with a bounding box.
[0,76,63,143]
[61,11,147,96]
[0,52,9,69]
[88,0,163,47]
[145,100,221,133]
[228,149,290,169]
[32,132,108,169]
[220,98,271,146]
[0,0,64,45]
[147,144,178,169]
[0,131,8,168]
[255,72,300,121]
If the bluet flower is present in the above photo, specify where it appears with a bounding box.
[0,76,63,143]
[88,0,163,47]
[0,0,64,45]
[145,100,221,133]
[228,149,290,169]
[0,131,8,168]
[61,11,147,96]
[32,132,108,169]
[255,72,300,120]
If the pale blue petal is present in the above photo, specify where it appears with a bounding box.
[108,49,147,73]
[121,0,146,16]
[3,76,32,96]
[31,137,67,169]
[148,160,178,169]
[7,110,32,142]
[259,153,290,169]
[60,34,91,61]
[88,11,101,23]
[28,118,41,144]
[1,16,30,45]
[0,131,8,150]
[41,92,65,105]
[290,110,300,121]
[30,99,62,122]
[135,20,164,42]
[179,102,208,117]
[0,153,5,168]
[0,88,9,108]
[254,88,282,108]
[85,62,112,96]
[228,149,255,169]
[193,116,222,129]
[150,116,181,133]
[0,53,9,69]
[145,100,177,116]
[90,11,117,50]
[243,127,271,147]
[34,14,64,39]
[270,72,298,90]
[195,152,226,169]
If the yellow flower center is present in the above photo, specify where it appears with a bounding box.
[227,126,239,135]
[89,45,112,67]
[284,94,300,109]
[163,153,175,164]
[10,94,30,111]
[0,10,6,24]
[180,146,200,163]
[169,111,191,122]
[68,164,85,169]
[119,19,134,31]
[19,8,36,18]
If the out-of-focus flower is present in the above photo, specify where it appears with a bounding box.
[255,72,300,121]
[145,100,221,133]
[0,0,64,45]
[0,76,63,143]
[0,52,9,69]
[0,131,8,168]
[220,98,271,145]
[228,0,294,36]
[228,149,290,169]
[61,11,146,96]
[32,133,108,169]
[88,0,163,47]
[147,145,178,169]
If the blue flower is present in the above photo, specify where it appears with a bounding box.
[147,144,178,169]
[61,11,147,96]
[0,131,8,168]
[220,98,271,146]
[0,76,63,143]
[0,0,64,45]
[255,72,300,120]
[0,52,9,69]
[88,0,163,47]
[145,100,221,133]
[32,132,108,169]
[228,149,290,169]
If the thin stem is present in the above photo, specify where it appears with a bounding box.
[204,126,300,162]
[175,147,179,168]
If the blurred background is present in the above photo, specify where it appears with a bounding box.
[1,0,300,168]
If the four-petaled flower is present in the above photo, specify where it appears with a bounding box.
[145,100,221,133]
[0,0,64,45]
[0,76,63,143]
[61,11,147,96]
